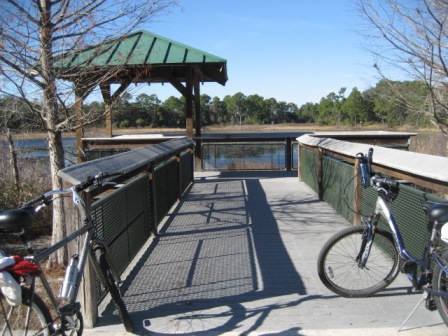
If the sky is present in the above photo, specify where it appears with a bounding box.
[135,0,381,106]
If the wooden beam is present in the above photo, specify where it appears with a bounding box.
[100,84,113,138]
[74,87,85,163]
[164,71,187,96]
[193,71,202,171]
[185,67,193,139]
[201,64,227,85]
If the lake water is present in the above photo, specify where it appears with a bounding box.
[1,136,298,171]
[0,138,77,166]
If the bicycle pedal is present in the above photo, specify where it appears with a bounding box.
[400,260,416,274]
[425,294,437,311]
[58,302,81,316]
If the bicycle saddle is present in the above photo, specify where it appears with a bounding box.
[0,209,33,232]
[422,201,448,223]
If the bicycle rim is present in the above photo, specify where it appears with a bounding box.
[94,248,133,332]
[432,252,448,326]
[1,287,52,336]
[317,226,399,297]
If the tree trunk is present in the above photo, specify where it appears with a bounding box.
[40,0,67,266]
[5,128,20,189]
[47,130,67,266]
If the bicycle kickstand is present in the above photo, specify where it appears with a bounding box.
[398,291,427,332]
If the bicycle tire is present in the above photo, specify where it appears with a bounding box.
[317,225,399,298]
[432,251,448,326]
[1,286,52,336]
[94,248,133,332]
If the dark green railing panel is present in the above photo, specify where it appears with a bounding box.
[180,150,193,194]
[91,175,151,303]
[322,157,354,224]
[300,148,318,192]
[315,155,447,261]
[154,157,179,225]
[362,183,445,261]
[91,175,151,275]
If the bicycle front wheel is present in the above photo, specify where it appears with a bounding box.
[317,226,399,298]
[1,287,52,336]
[93,248,133,332]
[432,252,448,326]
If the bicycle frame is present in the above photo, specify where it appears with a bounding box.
[374,195,419,263]
[369,191,448,292]
[21,188,121,329]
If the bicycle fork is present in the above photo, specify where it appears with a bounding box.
[356,215,378,268]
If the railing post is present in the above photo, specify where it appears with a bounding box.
[147,165,158,236]
[298,143,302,181]
[195,138,202,172]
[353,158,362,226]
[317,149,323,200]
[286,138,292,171]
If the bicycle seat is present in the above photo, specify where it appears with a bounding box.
[0,209,33,232]
[422,201,448,223]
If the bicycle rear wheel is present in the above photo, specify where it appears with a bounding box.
[1,287,52,336]
[93,247,133,332]
[317,226,399,297]
[432,252,448,326]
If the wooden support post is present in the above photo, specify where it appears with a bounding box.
[353,158,362,226]
[298,144,302,181]
[317,149,323,200]
[286,138,292,171]
[193,71,202,171]
[100,84,113,138]
[147,166,158,236]
[185,68,193,139]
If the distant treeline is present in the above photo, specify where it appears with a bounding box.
[0,79,433,131]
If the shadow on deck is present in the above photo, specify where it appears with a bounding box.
[95,172,445,335]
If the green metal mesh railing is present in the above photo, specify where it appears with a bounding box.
[92,175,151,275]
[299,148,318,192]
[302,151,446,260]
[322,157,355,224]
[154,158,179,225]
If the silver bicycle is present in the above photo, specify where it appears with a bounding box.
[0,172,132,336]
[317,149,448,327]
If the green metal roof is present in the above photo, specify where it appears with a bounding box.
[55,30,228,85]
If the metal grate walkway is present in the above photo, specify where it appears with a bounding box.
[93,172,445,335]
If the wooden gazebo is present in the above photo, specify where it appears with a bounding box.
[55,30,228,161]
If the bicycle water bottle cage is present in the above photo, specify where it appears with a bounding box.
[0,209,33,233]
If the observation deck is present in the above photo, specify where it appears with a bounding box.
[90,171,444,335]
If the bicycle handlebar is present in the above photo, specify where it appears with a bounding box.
[371,175,400,189]
[21,171,123,208]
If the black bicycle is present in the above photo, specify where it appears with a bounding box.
[0,172,133,335]
[317,148,448,327]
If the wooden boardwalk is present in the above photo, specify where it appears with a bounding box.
[92,172,446,335]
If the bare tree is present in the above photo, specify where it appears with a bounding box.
[358,0,448,136]
[0,0,179,265]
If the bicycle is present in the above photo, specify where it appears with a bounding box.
[0,172,133,336]
[317,148,448,327]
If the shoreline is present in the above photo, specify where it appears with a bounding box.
[5,123,437,141]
